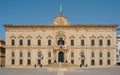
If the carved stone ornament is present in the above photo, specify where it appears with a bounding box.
[10,35,16,39]
[36,35,42,39]
[51,16,71,26]
[98,34,104,39]
[106,35,112,39]
[26,35,32,39]
[18,35,24,39]
[79,34,86,39]
[90,34,96,39]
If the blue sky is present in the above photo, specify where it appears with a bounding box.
[0,0,120,40]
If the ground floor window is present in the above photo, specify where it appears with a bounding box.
[91,60,95,65]
[48,59,51,64]
[11,59,15,65]
[19,59,23,65]
[81,60,84,65]
[107,59,111,65]
[71,59,74,64]
[99,59,103,65]
[27,59,31,65]
[38,59,41,65]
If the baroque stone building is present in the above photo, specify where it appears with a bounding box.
[116,35,120,65]
[0,39,5,67]
[4,14,117,67]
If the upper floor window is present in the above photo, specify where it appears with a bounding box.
[107,40,111,46]
[11,39,15,46]
[27,39,31,46]
[19,39,23,46]
[48,40,51,46]
[38,40,41,46]
[91,39,95,46]
[99,39,103,46]
[81,40,84,46]
[58,38,64,45]
[48,52,51,57]
[71,39,74,46]
[91,52,94,58]
[12,52,15,57]
[107,52,110,57]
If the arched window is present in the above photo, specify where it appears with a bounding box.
[58,38,64,45]
[19,39,23,46]
[81,40,84,46]
[91,39,95,46]
[11,39,15,46]
[27,39,31,46]
[107,39,111,46]
[99,39,103,46]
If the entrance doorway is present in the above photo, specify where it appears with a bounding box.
[58,52,64,62]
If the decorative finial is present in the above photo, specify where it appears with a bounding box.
[60,4,62,16]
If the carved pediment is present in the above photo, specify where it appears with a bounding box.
[18,35,24,39]
[26,35,32,39]
[90,34,96,39]
[36,35,42,39]
[46,35,52,39]
[10,35,16,39]
[69,35,75,39]
[106,35,112,39]
[98,35,104,39]
[79,34,86,39]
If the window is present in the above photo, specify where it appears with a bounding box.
[27,59,31,65]
[38,40,41,46]
[38,59,41,64]
[19,39,23,46]
[11,59,15,65]
[99,59,103,65]
[107,52,110,57]
[91,52,94,58]
[48,52,51,57]
[58,38,64,45]
[11,39,15,46]
[20,52,23,57]
[12,52,15,57]
[91,39,95,46]
[38,52,42,57]
[107,40,111,46]
[71,40,74,46]
[99,39,103,46]
[81,60,84,65]
[48,40,51,46]
[71,52,74,57]
[28,52,31,57]
[91,60,95,65]
[107,59,110,65]
[19,59,23,65]
[99,52,102,57]
[27,39,31,46]
[81,40,84,46]
[48,59,51,64]
[71,59,74,64]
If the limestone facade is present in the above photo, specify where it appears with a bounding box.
[4,15,117,67]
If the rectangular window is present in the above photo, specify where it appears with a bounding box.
[81,60,84,65]
[71,40,74,46]
[91,60,95,65]
[107,40,111,46]
[99,59,103,65]
[71,59,74,64]
[91,52,94,58]
[20,52,23,57]
[99,39,103,46]
[99,52,102,57]
[48,40,51,46]
[12,52,15,57]
[81,40,84,46]
[28,52,31,57]
[27,59,31,65]
[27,39,31,46]
[11,59,15,65]
[19,39,23,46]
[38,59,41,65]
[11,39,15,46]
[91,39,95,46]
[48,52,51,57]
[107,52,110,57]
[38,40,41,46]
[48,59,51,64]
[107,59,110,65]
[19,59,23,65]
[71,52,74,57]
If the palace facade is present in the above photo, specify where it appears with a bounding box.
[4,14,117,67]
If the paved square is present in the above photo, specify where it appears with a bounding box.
[0,66,120,75]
